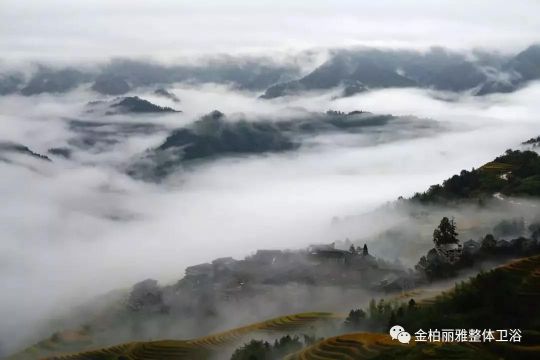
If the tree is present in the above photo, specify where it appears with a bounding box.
[362,244,369,256]
[368,299,377,318]
[387,311,397,331]
[481,234,497,251]
[230,336,303,360]
[433,217,459,246]
[344,309,366,330]
[415,256,428,272]
[272,335,303,358]
[230,340,271,360]
[529,222,540,240]
[494,218,525,238]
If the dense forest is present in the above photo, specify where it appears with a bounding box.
[412,149,540,203]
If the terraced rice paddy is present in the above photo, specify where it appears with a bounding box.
[10,256,540,360]
[284,333,412,360]
[480,162,514,173]
[42,312,341,360]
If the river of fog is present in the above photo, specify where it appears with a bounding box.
[1,82,539,352]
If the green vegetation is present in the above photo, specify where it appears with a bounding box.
[433,217,459,246]
[493,218,525,238]
[415,215,540,281]
[158,111,295,159]
[129,110,400,179]
[414,217,464,280]
[285,255,540,360]
[412,150,540,203]
[402,256,540,331]
[111,96,179,113]
[343,309,367,331]
[9,313,339,360]
[230,335,306,360]
[523,136,540,146]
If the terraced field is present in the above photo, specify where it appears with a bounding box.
[189,312,341,349]
[284,332,525,360]
[287,256,540,360]
[284,333,413,360]
[35,312,341,360]
[480,161,514,173]
[419,255,540,306]
[500,256,540,278]
[9,256,540,360]
[4,329,95,360]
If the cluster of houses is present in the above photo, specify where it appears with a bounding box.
[178,242,409,300]
[125,242,423,314]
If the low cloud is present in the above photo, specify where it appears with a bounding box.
[1,81,540,353]
[1,0,539,62]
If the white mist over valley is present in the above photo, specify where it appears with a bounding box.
[1,1,540,358]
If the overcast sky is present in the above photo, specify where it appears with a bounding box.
[1,0,539,62]
[2,1,540,353]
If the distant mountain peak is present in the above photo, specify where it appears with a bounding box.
[0,142,51,161]
[87,96,180,115]
[91,74,131,95]
[154,88,180,102]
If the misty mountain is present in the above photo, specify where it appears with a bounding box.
[97,59,286,89]
[157,110,294,154]
[87,96,180,115]
[0,73,24,95]
[0,142,51,162]
[47,147,72,159]
[127,110,437,180]
[475,78,517,96]
[127,110,296,179]
[154,88,180,102]
[3,45,540,99]
[91,58,301,94]
[66,119,165,152]
[19,68,91,96]
[506,44,540,81]
[261,52,417,99]
[476,45,540,95]
[0,57,300,97]
[261,45,540,99]
[108,96,180,114]
[91,74,131,95]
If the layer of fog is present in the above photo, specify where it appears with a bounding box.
[1,81,540,353]
[2,0,539,61]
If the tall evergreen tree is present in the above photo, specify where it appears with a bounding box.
[433,217,459,246]
[387,311,397,331]
[481,234,497,250]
